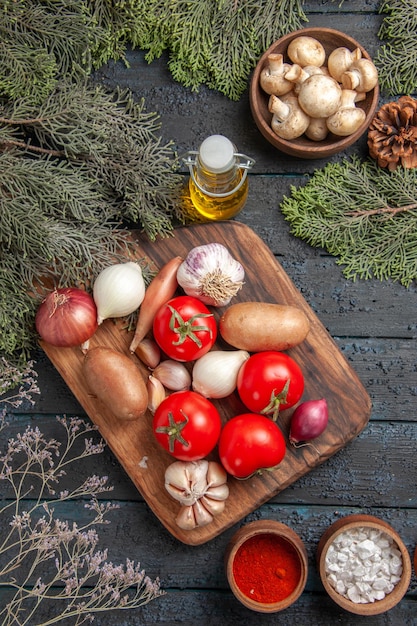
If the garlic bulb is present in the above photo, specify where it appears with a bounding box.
[165,460,229,530]
[93,262,146,324]
[176,243,245,307]
[192,350,249,398]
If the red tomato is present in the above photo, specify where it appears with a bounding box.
[153,295,217,362]
[153,390,221,461]
[237,351,304,420]
[218,413,286,479]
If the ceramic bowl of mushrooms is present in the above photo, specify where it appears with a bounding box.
[250,28,380,159]
[317,514,412,615]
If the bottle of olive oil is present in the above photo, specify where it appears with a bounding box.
[183,135,255,221]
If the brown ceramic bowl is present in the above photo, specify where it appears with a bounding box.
[317,514,412,615]
[224,519,308,613]
[250,27,379,158]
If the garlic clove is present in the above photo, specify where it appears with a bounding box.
[134,337,161,369]
[191,499,214,528]
[205,484,230,501]
[192,350,250,399]
[175,505,197,530]
[200,495,226,517]
[206,461,228,487]
[147,375,165,414]
[153,359,191,391]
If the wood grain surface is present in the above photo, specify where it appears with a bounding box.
[40,222,371,545]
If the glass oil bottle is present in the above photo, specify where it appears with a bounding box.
[182,135,255,221]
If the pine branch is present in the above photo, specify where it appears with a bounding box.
[0,1,309,102]
[0,0,105,102]
[0,41,57,103]
[164,0,307,100]
[167,1,216,91]
[375,0,417,95]
[280,156,417,287]
[0,81,183,363]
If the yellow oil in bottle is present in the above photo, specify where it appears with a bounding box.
[183,135,254,222]
[188,168,249,221]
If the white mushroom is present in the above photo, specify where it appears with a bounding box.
[341,58,378,93]
[285,63,327,95]
[297,73,342,118]
[268,94,310,140]
[305,117,329,141]
[327,46,362,82]
[287,35,326,67]
[326,89,366,136]
[303,64,329,77]
[259,53,293,96]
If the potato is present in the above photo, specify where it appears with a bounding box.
[83,346,148,421]
[219,301,310,352]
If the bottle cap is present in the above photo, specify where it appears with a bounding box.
[199,135,236,174]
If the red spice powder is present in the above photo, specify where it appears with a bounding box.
[232,533,302,604]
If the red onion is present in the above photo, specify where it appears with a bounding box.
[35,287,98,347]
[289,398,328,446]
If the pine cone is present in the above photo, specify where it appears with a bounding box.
[367,96,417,171]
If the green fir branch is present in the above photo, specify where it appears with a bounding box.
[280,157,417,287]
[0,42,57,103]
[375,0,417,95]
[167,1,216,91]
[164,0,307,100]
[0,0,105,102]
[0,0,308,102]
[252,0,308,52]
[0,81,183,363]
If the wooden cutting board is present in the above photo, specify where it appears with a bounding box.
[40,222,372,545]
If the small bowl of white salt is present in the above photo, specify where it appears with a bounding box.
[317,514,412,615]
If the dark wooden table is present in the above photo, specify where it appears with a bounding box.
[5,2,417,624]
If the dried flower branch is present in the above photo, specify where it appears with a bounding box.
[0,414,164,625]
[0,358,40,408]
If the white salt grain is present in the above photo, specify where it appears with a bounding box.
[324,526,403,604]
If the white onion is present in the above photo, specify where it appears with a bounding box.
[192,349,249,398]
[93,262,146,324]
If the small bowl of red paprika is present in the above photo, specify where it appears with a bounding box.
[224,519,308,612]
